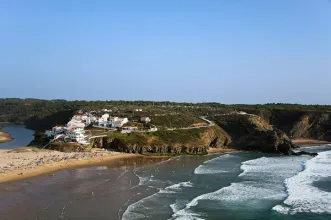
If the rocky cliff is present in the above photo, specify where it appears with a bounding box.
[245,110,331,141]
[211,114,293,154]
[90,126,232,155]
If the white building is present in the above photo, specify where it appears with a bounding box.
[67,120,85,129]
[52,126,65,135]
[110,117,128,128]
[141,117,151,123]
[65,127,88,144]
[238,111,247,115]
[101,114,110,121]
[45,130,53,137]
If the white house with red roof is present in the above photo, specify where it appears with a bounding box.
[141,116,151,123]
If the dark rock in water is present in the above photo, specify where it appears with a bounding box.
[211,114,294,154]
[290,150,318,157]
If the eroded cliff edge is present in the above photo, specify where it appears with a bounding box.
[90,125,232,155]
[90,114,295,155]
[210,114,293,154]
[245,110,331,141]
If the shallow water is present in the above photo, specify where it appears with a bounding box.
[0,124,34,149]
[1,145,331,220]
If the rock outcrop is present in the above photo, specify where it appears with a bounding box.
[91,126,232,155]
[243,110,331,141]
[211,114,293,154]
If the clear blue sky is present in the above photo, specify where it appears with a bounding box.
[0,0,330,104]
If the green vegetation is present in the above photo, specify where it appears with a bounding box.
[106,127,208,147]
[153,128,207,144]
[151,114,206,129]
[1,98,331,133]
[107,132,149,146]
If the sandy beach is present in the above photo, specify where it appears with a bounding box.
[0,148,139,183]
[0,131,12,143]
[292,138,331,147]
[207,147,238,154]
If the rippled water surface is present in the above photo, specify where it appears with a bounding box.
[1,145,331,220]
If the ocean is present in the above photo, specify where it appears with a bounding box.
[1,145,331,220]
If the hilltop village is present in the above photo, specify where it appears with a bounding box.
[44,109,156,145]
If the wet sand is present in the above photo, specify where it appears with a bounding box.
[207,147,238,154]
[0,148,141,183]
[0,156,169,220]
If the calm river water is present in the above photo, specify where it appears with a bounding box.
[0,124,34,149]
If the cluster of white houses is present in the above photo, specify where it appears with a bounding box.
[44,113,132,145]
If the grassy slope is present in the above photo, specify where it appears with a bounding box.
[151,114,206,129]
[107,127,210,147]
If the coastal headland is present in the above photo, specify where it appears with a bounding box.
[1,99,331,183]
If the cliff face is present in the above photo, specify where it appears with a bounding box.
[249,110,331,141]
[289,113,331,141]
[211,114,293,154]
[90,126,232,155]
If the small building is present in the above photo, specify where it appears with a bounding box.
[101,114,110,121]
[65,127,87,144]
[52,126,65,135]
[111,117,128,128]
[141,116,151,123]
[45,130,53,137]
[150,127,158,132]
[238,111,247,115]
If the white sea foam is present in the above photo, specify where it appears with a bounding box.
[194,154,234,174]
[160,181,193,194]
[174,155,306,219]
[123,181,194,220]
[169,199,190,214]
[273,150,331,215]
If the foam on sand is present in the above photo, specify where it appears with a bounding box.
[273,150,331,215]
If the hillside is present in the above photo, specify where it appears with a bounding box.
[90,125,231,155]
[242,110,331,141]
[150,114,207,129]
[211,114,293,154]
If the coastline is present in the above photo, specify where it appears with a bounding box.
[292,139,331,147]
[0,147,236,184]
[0,148,142,184]
[207,147,238,154]
[0,129,13,143]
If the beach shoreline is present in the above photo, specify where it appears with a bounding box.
[0,124,13,143]
[0,148,142,183]
[0,147,236,184]
[292,139,331,147]
[0,131,12,143]
[207,147,238,154]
